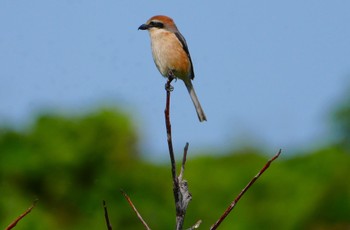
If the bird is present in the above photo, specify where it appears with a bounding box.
[138,15,207,122]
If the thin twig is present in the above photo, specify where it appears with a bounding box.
[165,75,178,187]
[210,149,282,230]
[179,142,189,181]
[6,199,38,230]
[121,190,151,230]
[103,200,113,230]
[164,75,182,229]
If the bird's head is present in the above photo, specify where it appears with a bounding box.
[138,15,178,32]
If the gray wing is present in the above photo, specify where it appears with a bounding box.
[175,32,195,80]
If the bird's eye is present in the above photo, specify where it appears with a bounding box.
[149,21,164,28]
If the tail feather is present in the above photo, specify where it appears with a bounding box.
[184,81,207,122]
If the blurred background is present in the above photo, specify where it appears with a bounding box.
[1,1,350,229]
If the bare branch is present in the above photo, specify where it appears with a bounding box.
[210,149,282,230]
[164,74,192,230]
[6,199,38,230]
[103,200,113,230]
[176,143,192,228]
[121,190,151,230]
[164,74,178,187]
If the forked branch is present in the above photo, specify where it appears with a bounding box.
[165,74,193,230]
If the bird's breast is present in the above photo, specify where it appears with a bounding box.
[149,30,191,80]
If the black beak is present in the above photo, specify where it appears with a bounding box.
[138,24,149,30]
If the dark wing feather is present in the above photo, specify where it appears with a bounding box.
[175,32,195,80]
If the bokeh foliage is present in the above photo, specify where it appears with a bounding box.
[1,105,349,229]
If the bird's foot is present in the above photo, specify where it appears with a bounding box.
[165,71,175,92]
[165,83,174,92]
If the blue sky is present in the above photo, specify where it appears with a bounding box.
[1,1,349,160]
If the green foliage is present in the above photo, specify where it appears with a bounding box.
[1,108,350,229]
[0,109,143,229]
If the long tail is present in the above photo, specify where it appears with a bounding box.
[184,81,207,122]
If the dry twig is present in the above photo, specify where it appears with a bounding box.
[6,199,38,230]
[121,190,151,230]
[103,200,113,230]
[210,149,282,229]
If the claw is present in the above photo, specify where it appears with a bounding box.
[165,83,174,92]
[165,71,175,92]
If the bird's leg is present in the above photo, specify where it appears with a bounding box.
[165,71,175,92]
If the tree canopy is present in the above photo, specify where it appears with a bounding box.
[1,104,349,229]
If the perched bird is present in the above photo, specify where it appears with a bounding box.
[138,15,207,122]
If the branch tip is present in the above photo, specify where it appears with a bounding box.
[103,200,113,230]
[6,199,38,230]
[122,191,151,230]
